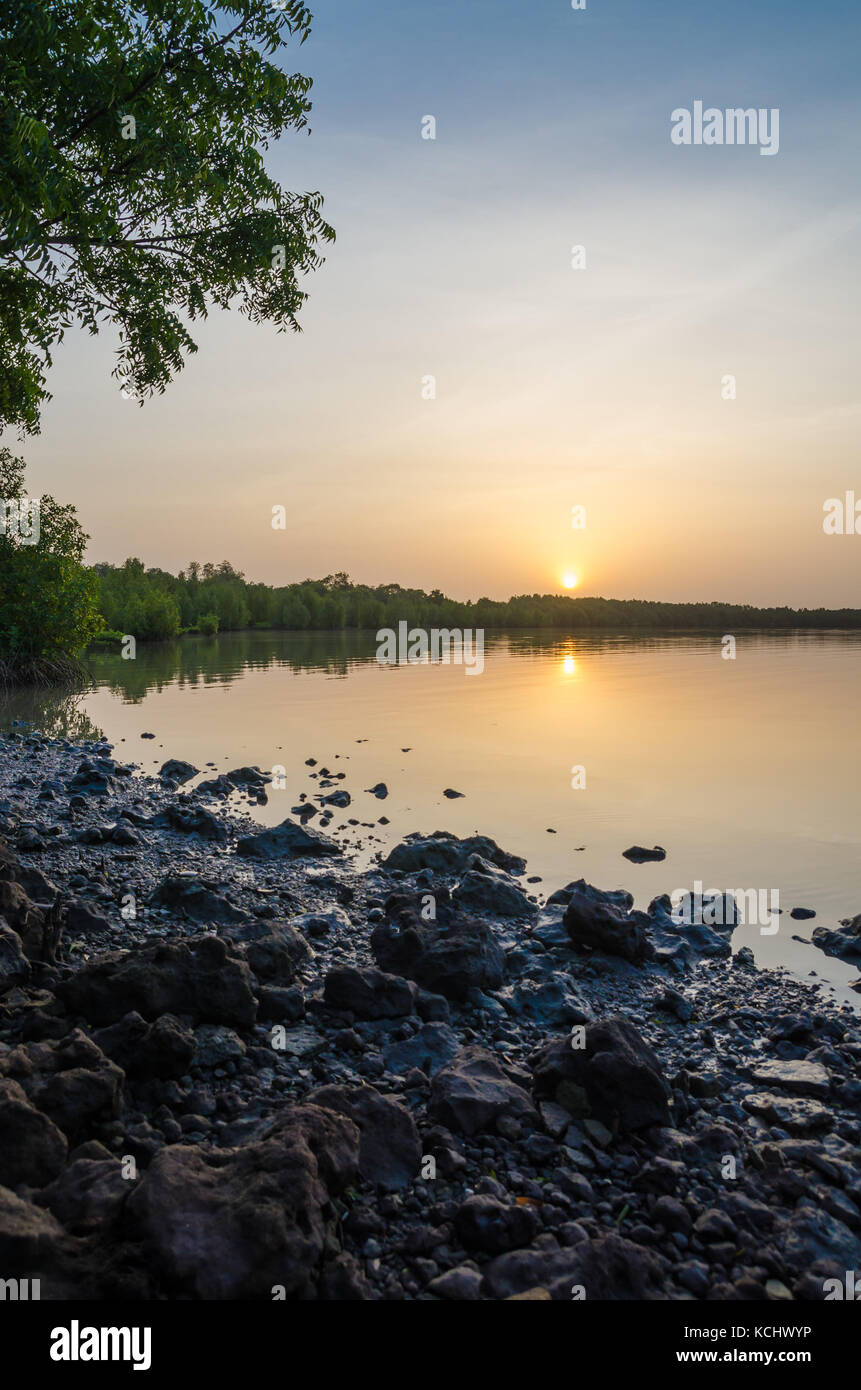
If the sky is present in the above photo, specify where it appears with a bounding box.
[19,0,861,605]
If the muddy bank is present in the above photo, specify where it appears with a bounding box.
[0,729,859,1301]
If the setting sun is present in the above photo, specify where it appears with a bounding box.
[562,572,579,590]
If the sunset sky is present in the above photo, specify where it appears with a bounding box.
[21,0,861,605]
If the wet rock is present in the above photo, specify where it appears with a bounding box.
[147,875,250,926]
[236,817,340,859]
[158,760,198,785]
[503,977,594,1027]
[531,1017,671,1133]
[812,915,861,964]
[429,1045,538,1136]
[383,832,525,876]
[127,1104,359,1298]
[373,889,505,1000]
[382,1023,460,1077]
[427,1265,483,1300]
[309,1084,420,1190]
[747,1059,830,1099]
[193,1024,247,1067]
[623,846,666,863]
[57,936,258,1029]
[563,881,652,963]
[453,856,537,919]
[365,783,388,800]
[742,1093,833,1135]
[454,1194,540,1254]
[323,965,416,1020]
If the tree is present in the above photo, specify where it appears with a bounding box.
[0,0,333,433]
[0,447,100,678]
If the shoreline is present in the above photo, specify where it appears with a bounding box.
[0,729,859,1301]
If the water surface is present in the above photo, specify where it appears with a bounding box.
[4,629,859,1003]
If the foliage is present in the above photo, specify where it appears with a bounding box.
[0,448,100,680]
[92,559,861,640]
[0,0,331,433]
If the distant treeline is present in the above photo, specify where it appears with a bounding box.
[91,559,861,641]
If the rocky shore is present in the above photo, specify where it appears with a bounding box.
[0,728,859,1301]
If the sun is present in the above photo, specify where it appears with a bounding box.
[562,572,579,590]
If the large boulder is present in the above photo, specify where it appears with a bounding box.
[127,1104,359,1298]
[563,881,652,963]
[483,1233,667,1300]
[323,965,416,1020]
[0,1078,68,1188]
[0,922,30,993]
[429,1045,538,1136]
[1,1030,124,1141]
[236,818,339,860]
[147,875,250,926]
[530,1016,671,1133]
[382,1023,460,1077]
[93,1011,196,1079]
[384,832,525,876]
[56,936,258,1029]
[812,915,861,965]
[309,1084,421,1190]
[452,856,537,919]
[372,890,505,1001]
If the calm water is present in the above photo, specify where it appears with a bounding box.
[4,629,860,1003]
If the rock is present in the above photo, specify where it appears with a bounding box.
[193,1024,247,1066]
[365,784,388,800]
[429,1045,538,1136]
[657,987,692,1022]
[483,1233,666,1300]
[789,907,816,921]
[748,1059,830,1099]
[323,965,416,1020]
[158,760,198,785]
[503,977,594,1027]
[40,1156,130,1235]
[309,1084,420,1190]
[0,1185,66,1273]
[4,1030,124,1141]
[443,788,464,799]
[240,922,312,982]
[372,889,505,1001]
[236,817,340,859]
[812,915,861,964]
[427,1265,483,1300]
[127,1104,359,1298]
[0,1078,68,1187]
[93,1012,195,1079]
[742,1093,833,1135]
[622,846,666,863]
[563,881,652,963]
[291,907,351,939]
[272,1026,327,1059]
[147,875,250,925]
[382,1023,460,1077]
[383,832,525,876]
[0,880,53,962]
[0,923,30,993]
[782,1207,861,1272]
[453,856,537,919]
[57,935,258,1029]
[530,1017,671,1133]
[454,1194,540,1253]
[321,790,350,808]
[153,804,227,842]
